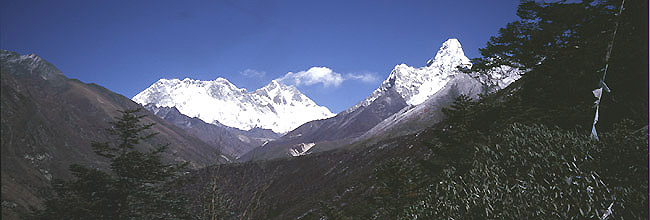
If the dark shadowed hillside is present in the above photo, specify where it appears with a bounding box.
[0,50,226,219]
[143,104,279,159]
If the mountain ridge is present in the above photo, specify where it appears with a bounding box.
[0,49,225,219]
[240,38,485,161]
[133,77,334,134]
[345,38,471,114]
[143,104,279,159]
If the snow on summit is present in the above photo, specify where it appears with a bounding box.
[346,38,472,113]
[132,78,334,133]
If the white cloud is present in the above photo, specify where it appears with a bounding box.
[279,67,344,87]
[345,72,380,84]
[277,67,381,88]
[240,69,266,78]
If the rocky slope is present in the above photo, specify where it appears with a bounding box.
[143,104,279,159]
[0,50,225,219]
[359,63,524,141]
[359,73,485,140]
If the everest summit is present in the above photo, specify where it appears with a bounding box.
[132,78,334,134]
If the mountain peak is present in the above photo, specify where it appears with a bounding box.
[427,38,471,68]
[434,39,463,59]
[263,79,282,89]
[439,38,462,52]
[0,50,64,80]
[214,77,232,83]
[346,38,474,111]
[262,79,298,91]
[133,77,333,133]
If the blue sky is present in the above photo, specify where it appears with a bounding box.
[1,0,519,113]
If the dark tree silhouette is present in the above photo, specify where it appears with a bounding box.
[32,108,190,219]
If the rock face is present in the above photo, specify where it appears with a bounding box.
[470,64,522,92]
[0,50,225,219]
[240,39,481,161]
[143,104,279,159]
[360,73,486,139]
[132,78,334,134]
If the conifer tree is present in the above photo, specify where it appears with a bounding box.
[32,108,190,219]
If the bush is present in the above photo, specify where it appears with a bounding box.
[596,119,649,219]
[410,123,617,219]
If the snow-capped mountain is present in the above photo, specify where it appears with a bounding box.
[356,41,524,140]
[241,38,525,161]
[132,78,334,134]
[360,73,485,139]
[241,38,478,160]
[346,38,472,113]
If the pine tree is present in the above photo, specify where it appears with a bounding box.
[32,108,190,219]
[470,0,647,130]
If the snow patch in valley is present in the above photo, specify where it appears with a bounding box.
[289,143,316,157]
[237,135,251,143]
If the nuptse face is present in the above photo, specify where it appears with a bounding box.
[133,78,334,134]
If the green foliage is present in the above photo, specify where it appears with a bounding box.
[35,165,118,219]
[366,119,647,219]
[318,201,350,220]
[473,0,616,71]
[595,120,649,219]
[92,108,156,159]
[32,108,191,219]
[411,124,616,219]
[371,158,425,219]
[199,178,235,220]
[431,96,475,172]
[440,94,475,126]
[472,0,647,130]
